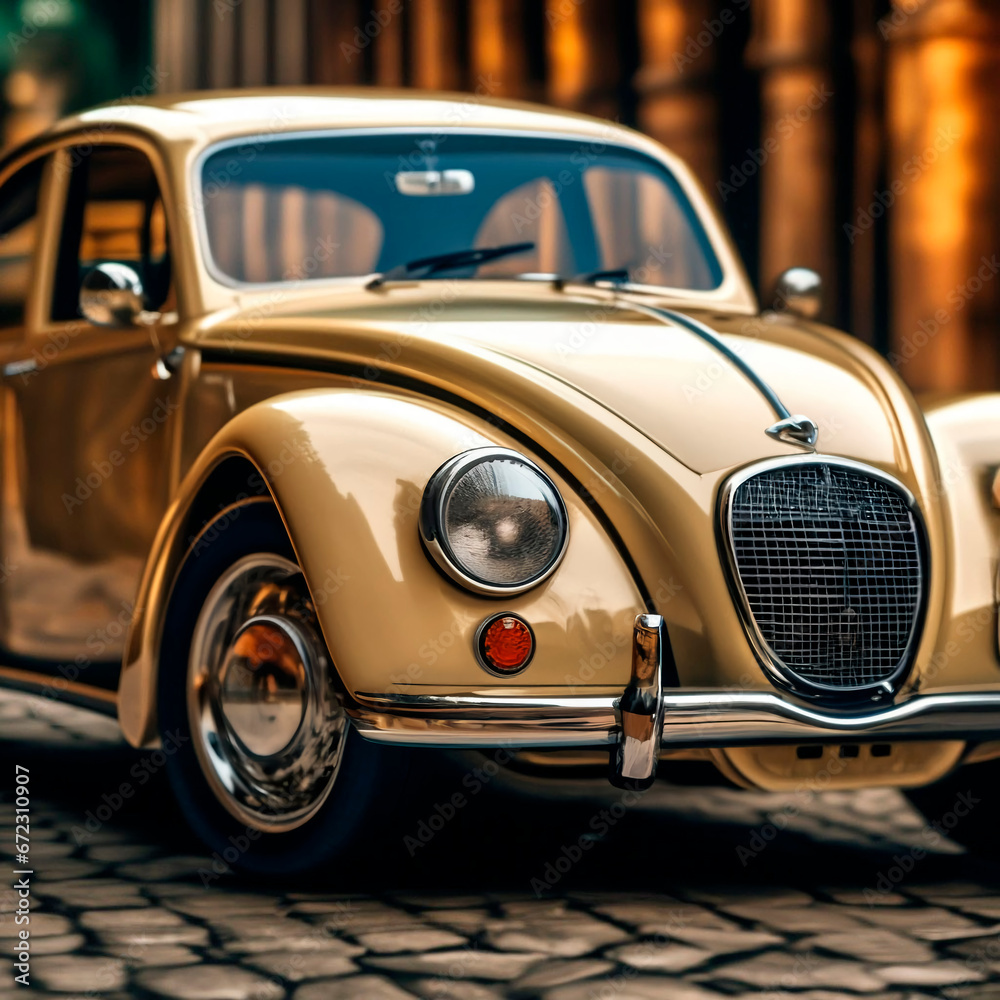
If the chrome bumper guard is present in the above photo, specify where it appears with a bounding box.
[611,614,664,788]
[349,616,1000,762]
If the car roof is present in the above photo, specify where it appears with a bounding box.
[1,88,757,316]
[37,87,646,149]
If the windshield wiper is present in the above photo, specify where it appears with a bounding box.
[366,242,535,289]
[573,268,631,286]
[552,268,636,291]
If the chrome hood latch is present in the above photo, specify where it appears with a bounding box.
[612,614,664,789]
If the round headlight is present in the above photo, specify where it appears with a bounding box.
[420,448,569,595]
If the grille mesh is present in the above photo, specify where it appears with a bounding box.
[728,463,923,690]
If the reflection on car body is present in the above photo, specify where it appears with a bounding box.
[0,89,999,871]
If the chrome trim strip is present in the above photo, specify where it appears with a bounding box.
[570,295,817,451]
[627,303,793,423]
[347,692,618,748]
[347,689,1000,748]
[717,455,928,704]
[418,447,569,598]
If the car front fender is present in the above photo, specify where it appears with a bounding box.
[919,393,1000,691]
[117,388,646,747]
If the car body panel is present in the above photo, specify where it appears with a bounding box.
[118,385,646,746]
[0,90,995,791]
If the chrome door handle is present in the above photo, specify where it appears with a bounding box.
[151,346,185,381]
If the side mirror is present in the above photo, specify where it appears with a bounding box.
[772,267,823,320]
[80,262,148,328]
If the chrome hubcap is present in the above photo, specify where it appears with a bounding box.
[188,554,347,832]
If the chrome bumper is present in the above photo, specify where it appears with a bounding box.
[348,688,1000,745]
[349,619,1000,756]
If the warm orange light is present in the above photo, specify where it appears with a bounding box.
[479,615,534,673]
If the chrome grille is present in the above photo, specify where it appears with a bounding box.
[727,462,924,691]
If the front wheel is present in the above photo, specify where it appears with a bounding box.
[158,501,410,876]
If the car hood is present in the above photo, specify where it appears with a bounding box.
[211,286,903,476]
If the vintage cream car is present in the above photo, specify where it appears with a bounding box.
[1,89,999,871]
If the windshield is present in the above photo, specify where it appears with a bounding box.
[199,132,723,290]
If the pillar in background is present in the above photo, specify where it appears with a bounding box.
[545,0,620,119]
[748,0,837,316]
[849,0,886,346]
[154,0,199,91]
[469,0,532,99]
[885,0,1000,391]
[371,4,406,87]
[239,0,269,87]
[633,0,719,194]
[309,0,370,85]
[156,0,314,91]
[411,0,464,91]
[274,0,308,85]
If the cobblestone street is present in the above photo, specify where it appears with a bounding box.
[3,691,1000,999]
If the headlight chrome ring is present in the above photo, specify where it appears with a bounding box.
[419,447,569,596]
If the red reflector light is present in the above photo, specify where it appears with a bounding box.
[477,614,534,674]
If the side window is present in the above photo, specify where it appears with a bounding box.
[52,145,174,322]
[0,157,45,332]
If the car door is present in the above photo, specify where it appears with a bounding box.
[0,140,182,683]
[0,151,49,661]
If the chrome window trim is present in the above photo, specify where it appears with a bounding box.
[191,125,726,295]
[717,455,928,704]
[418,447,570,598]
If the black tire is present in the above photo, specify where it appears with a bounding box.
[904,759,1000,855]
[158,500,412,877]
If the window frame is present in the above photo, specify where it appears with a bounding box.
[0,130,188,363]
[192,126,734,301]
[0,149,52,340]
[50,141,178,325]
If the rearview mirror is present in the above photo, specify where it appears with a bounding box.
[80,262,147,328]
[772,267,823,319]
[394,170,475,196]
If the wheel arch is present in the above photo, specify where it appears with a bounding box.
[118,387,647,748]
[119,449,279,747]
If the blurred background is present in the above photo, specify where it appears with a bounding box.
[0,0,997,394]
